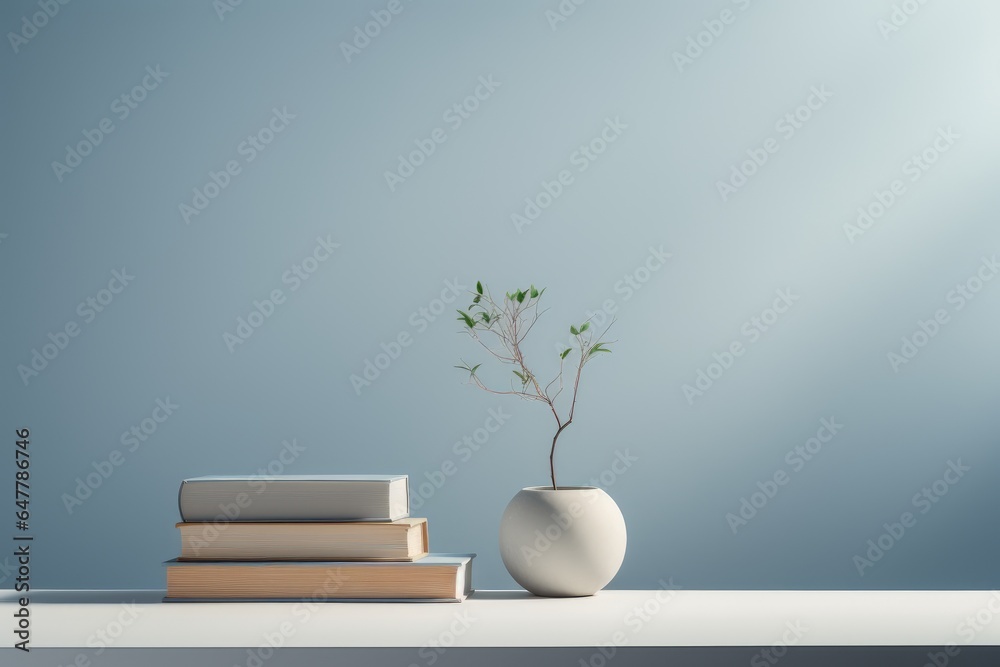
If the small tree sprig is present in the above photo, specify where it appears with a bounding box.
[454,281,615,489]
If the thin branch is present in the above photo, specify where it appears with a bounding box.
[473,335,517,364]
[516,304,548,344]
[468,374,549,403]
[543,357,565,398]
[567,346,587,424]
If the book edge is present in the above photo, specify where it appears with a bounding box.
[163,554,474,566]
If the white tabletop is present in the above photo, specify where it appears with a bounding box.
[3,589,999,648]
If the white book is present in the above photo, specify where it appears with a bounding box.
[178,475,409,522]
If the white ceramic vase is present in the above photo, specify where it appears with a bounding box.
[499,486,626,597]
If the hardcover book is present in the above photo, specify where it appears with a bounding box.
[164,554,475,602]
[178,475,409,522]
[177,518,429,561]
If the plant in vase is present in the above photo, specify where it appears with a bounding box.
[454,281,626,597]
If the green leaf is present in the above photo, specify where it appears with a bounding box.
[482,312,491,323]
[456,310,475,328]
[476,281,484,295]
[588,343,612,357]
[513,370,528,383]
[570,325,579,335]
[530,285,539,298]
[516,290,526,303]
[473,295,481,304]
[580,322,590,332]
[560,348,572,359]
[470,364,481,374]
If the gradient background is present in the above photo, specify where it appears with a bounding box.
[2,0,999,592]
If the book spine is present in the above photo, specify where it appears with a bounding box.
[177,480,187,522]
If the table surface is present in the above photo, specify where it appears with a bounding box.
[3,589,1000,648]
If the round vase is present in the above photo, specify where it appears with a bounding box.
[499,486,626,597]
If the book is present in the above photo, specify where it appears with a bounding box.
[178,475,409,522]
[164,554,475,601]
[176,518,429,561]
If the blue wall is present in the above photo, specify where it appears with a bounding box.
[2,0,999,591]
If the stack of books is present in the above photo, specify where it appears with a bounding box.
[164,474,474,602]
